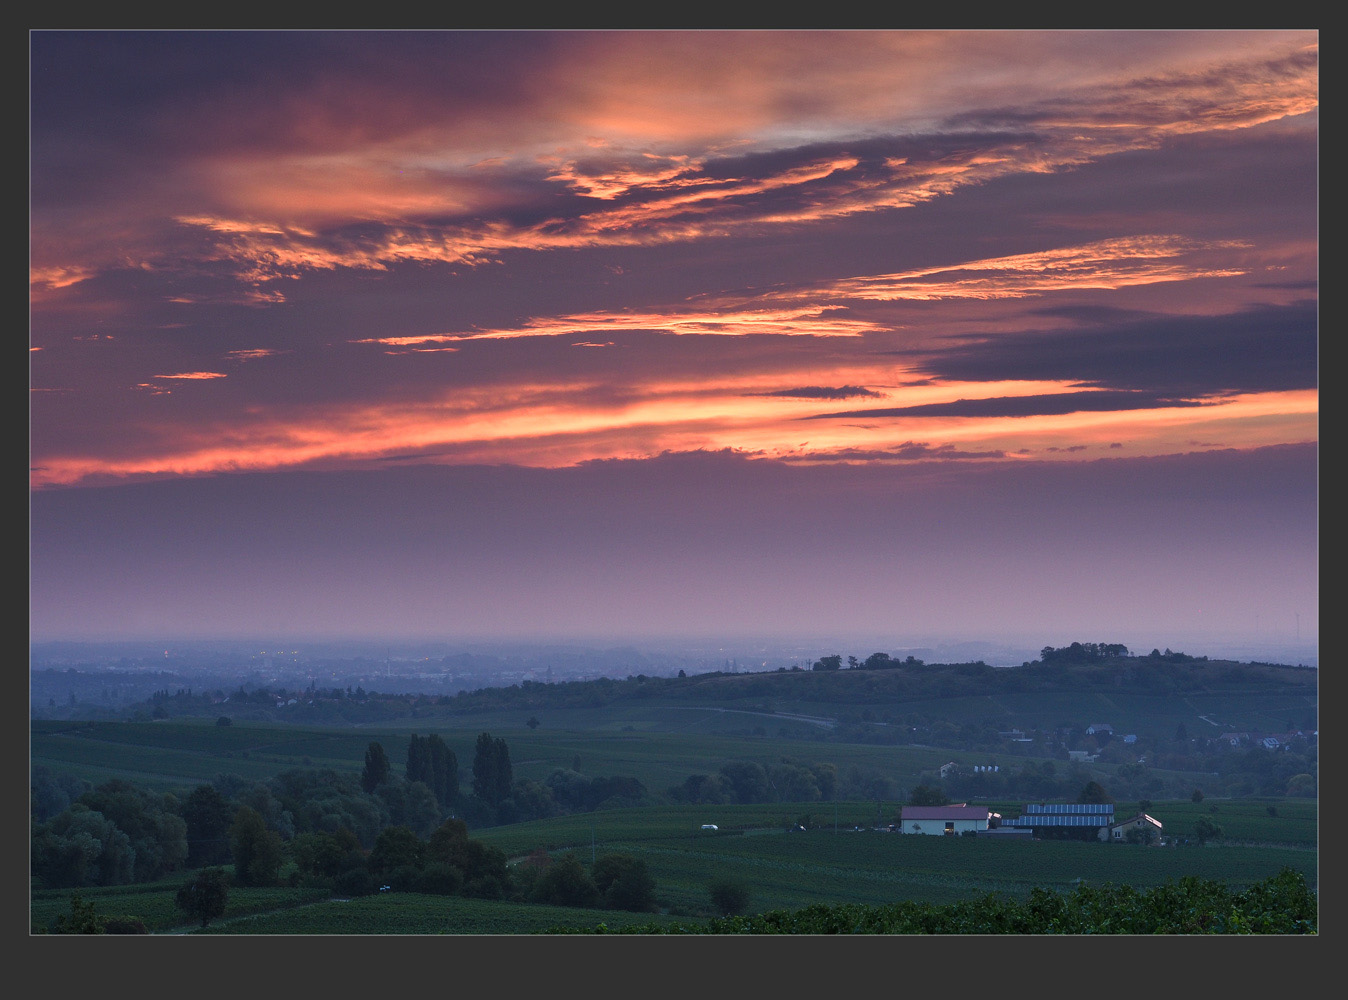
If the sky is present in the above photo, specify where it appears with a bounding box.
[28,30,1318,658]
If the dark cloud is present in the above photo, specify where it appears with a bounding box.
[751,385,881,399]
[904,302,1318,397]
[808,390,1210,421]
[788,443,1007,461]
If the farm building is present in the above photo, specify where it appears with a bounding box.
[1102,812,1163,843]
[1085,723,1113,736]
[900,805,993,835]
[1000,802,1115,839]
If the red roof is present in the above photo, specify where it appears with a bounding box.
[902,806,991,821]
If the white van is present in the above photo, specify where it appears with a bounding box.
[700,824,718,831]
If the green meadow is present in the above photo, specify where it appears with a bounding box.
[30,665,1315,934]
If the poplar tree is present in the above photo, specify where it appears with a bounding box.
[362,741,391,794]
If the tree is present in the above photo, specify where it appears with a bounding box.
[362,741,391,794]
[290,829,364,880]
[405,734,457,809]
[1191,788,1205,803]
[176,868,230,928]
[708,879,751,916]
[427,818,470,870]
[1286,773,1316,797]
[1077,780,1112,804]
[230,805,283,886]
[77,779,188,883]
[908,784,949,807]
[181,784,234,868]
[376,779,441,838]
[472,732,512,806]
[531,852,600,908]
[812,654,842,671]
[32,805,136,887]
[472,732,497,803]
[527,716,540,730]
[1194,816,1223,845]
[719,761,770,804]
[49,893,104,934]
[369,825,426,878]
[592,853,657,912]
[426,734,458,807]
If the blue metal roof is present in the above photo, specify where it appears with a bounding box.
[1002,803,1115,827]
[1003,814,1111,827]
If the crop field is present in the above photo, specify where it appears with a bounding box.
[32,719,975,798]
[387,688,1316,744]
[31,792,1315,935]
[1135,798,1317,846]
[471,800,1315,920]
[33,825,1312,934]
[31,879,332,934]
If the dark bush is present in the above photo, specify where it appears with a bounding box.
[708,879,752,916]
[417,862,464,896]
[333,868,378,897]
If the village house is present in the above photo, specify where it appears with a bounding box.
[1102,812,1163,843]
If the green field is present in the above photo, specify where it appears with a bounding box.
[33,808,1314,934]
[30,717,985,801]
[31,704,1315,934]
[30,716,1217,803]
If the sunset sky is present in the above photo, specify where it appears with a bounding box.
[29,30,1318,657]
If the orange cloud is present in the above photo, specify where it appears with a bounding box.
[352,305,882,345]
[31,33,1315,299]
[811,236,1250,302]
[28,341,1317,491]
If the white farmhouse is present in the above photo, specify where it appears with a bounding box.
[900,805,992,836]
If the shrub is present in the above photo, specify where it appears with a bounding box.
[709,879,752,917]
[417,862,464,896]
[333,868,378,897]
